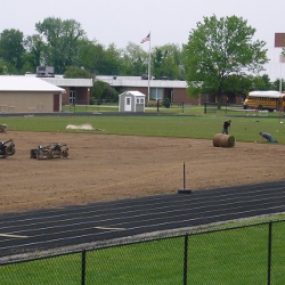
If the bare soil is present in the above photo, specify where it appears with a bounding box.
[1,131,285,214]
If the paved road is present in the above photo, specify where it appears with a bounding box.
[1,180,285,258]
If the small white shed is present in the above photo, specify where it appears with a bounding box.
[119,90,145,112]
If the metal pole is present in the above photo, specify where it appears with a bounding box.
[204,103,207,114]
[183,234,189,285]
[183,161,186,189]
[81,250,86,285]
[147,33,151,103]
[279,53,283,93]
[177,161,192,194]
[267,222,272,285]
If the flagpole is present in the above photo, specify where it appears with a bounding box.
[147,33,151,104]
[140,32,151,104]
[280,52,283,93]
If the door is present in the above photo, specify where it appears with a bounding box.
[125,96,132,112]
[53,94,60,112]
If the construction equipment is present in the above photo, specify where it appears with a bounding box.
[0,139,15,158]
[30,143,69,160]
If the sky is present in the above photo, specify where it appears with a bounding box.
[1,0,285,80]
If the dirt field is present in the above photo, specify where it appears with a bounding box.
[0,131,285,214]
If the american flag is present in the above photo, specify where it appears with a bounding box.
[141,33,151,44]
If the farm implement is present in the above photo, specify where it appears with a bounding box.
[0,139,16,158]
[30,143,69,160]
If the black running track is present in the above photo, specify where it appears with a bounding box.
[1,180,285,259]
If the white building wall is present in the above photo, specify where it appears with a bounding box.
[0,92,56,113]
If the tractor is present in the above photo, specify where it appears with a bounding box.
[30,143,69,160]
[0,139,15,158]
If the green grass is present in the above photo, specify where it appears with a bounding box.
[1,222,285,284]
[1,112,285,283]
[0,254,82,285]
[1,113,285,143]
[63,103,285,117]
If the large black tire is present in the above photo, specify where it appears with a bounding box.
[6,145,15,156]
[31,149,39,159]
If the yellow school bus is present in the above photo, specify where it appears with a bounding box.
[243,91,285,112]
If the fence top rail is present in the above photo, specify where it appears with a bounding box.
[1,214,285,266]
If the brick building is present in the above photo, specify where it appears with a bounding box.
[96,76,200,105]
[43,76,93,105]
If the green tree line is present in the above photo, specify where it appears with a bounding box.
[0,17,185,80]
[0,16,284,103]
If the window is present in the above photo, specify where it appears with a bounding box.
[150,88,163,100]
[69,90,77,105]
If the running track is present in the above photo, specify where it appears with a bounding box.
[1,180,285,259]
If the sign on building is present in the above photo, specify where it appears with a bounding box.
[275,33,285,47]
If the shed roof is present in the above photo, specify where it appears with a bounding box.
[0,76,65,92]
[120,90,146,97]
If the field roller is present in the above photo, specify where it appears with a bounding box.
[213,133,235,147]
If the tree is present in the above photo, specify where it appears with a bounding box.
[249,74,272,90]
[272,79,285,92]
[77,40,105,74]
[91,80,118,104]
[35,17,86,73]
[121,43,148,75]
[24,34,47,72]
[100,44,123,75]
[77,41,124,75]
[152,44,184,80]
[0,29,25,73]
[0,58,8,74]
[64,66,91,78]
[222,74,251,101]
[185,15,268,104]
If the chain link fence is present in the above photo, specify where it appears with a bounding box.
[1,220,285,284]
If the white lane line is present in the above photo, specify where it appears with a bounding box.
[0,185,283,230]
[0,233,28,238]
[94,226,125,231]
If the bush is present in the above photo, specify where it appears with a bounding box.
[163,98,171,108]
[147,100,162,107]
[91,80,118,103]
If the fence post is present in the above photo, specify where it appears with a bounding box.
[183,234,189,285]
[267,222,273,285]
[81,250,86,285]
[204,103,207,114]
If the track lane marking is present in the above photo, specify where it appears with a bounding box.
[1,184,284,230]
[0,233,28,238]
[94,226,126,231]
[2,204,285,253]
[1,188,285,233]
